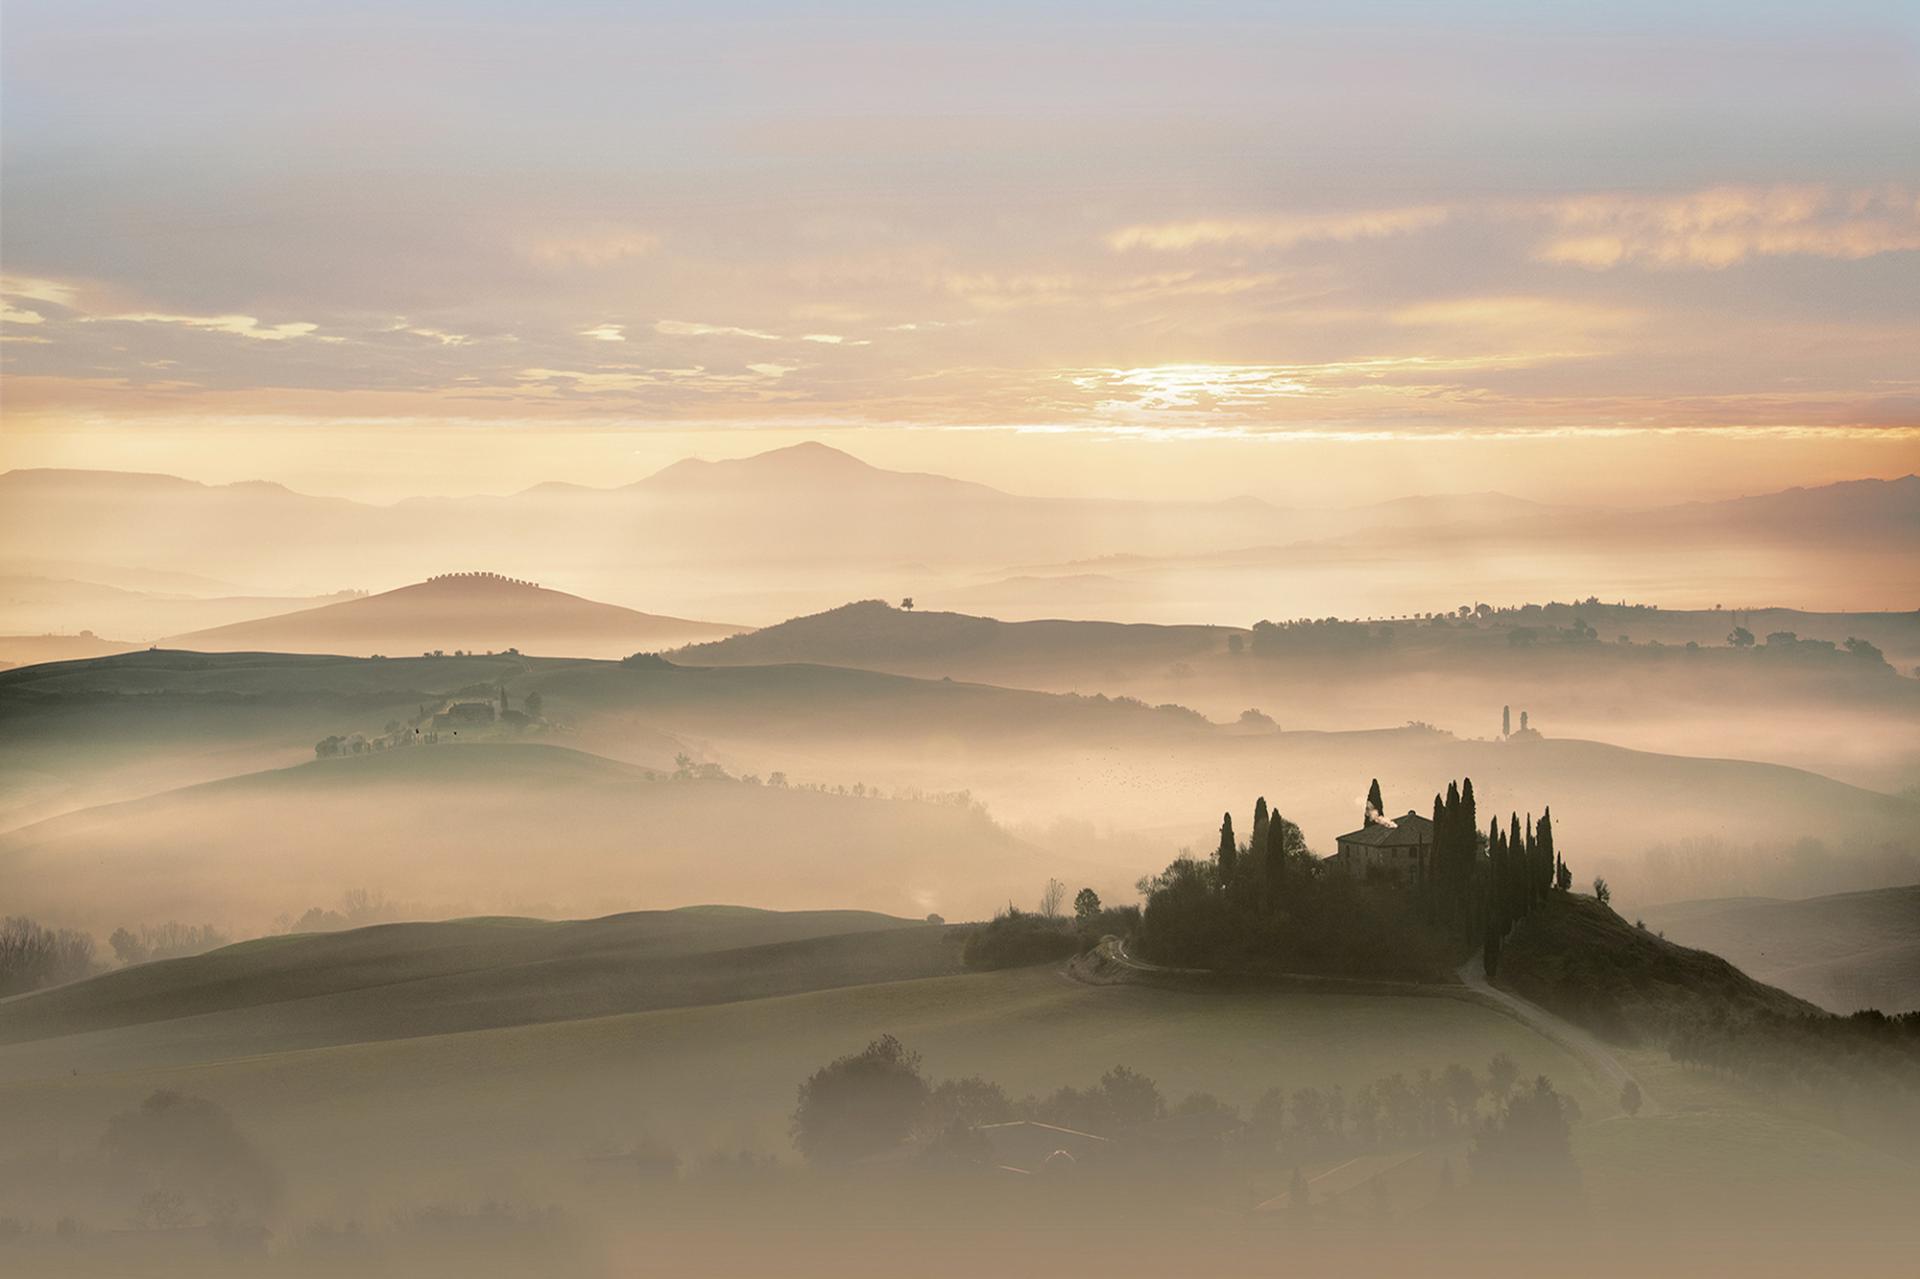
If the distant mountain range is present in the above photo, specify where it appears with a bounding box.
[165,572,741,659]
[2,445,1913,631]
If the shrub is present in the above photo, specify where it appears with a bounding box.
[961,909,1080,971]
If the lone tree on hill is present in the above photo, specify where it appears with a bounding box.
[900,597,915,611]
[1039,878,1067,919]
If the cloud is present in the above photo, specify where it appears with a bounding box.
[527,228,660,267]
[1,300,47,325]
[1532,185,1920,268]
[387,320,471,346]
[0,276,80,307]
[654,319,783,341]
[1106,206,1451,252]
[101,312,319,340]
[515,361,801,396]
[579,323,627,342]
[1388,295,1641,354]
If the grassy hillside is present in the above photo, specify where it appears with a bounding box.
[1494,893,1818,1042]
[676,599,1238,675]
[0,907,957,1062]
[1640,885,1920,1013]
[0,742,1074,932]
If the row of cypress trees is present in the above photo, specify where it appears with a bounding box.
[1421,778,1571,974]
[1483,807,1566,976]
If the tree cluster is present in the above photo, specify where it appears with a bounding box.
[961,900,1142,971]
[108,921,230,967]
[1248,617,1388,656]
[1482,806,1565,978]
[788,1036,1583,1206]
[0,916,97,997]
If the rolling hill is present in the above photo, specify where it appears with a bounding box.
[4,649,1915,913]
[675,598,1239,676]
[1639,885,1920,1014]
[1494,893,1820,1042]
[0,906,960,1059]
[0,631,142,669]
[0,742,1078,932]
[164,571,741,658]
[671,599,1920,793]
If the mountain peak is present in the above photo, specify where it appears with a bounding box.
[638,441,877,489]
[754,441,872,469]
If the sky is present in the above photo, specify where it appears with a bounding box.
[3,0,1918,503]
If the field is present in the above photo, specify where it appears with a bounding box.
[6,905,1909,1246]
[0,957,1594,1212]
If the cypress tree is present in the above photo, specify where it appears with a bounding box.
[1251,797,1270,867]
[1459,778,1480,942]
[1265,813,1289,910]
[1217,811,1237,882]
[1527,820,1540,907]
[1538,809,1557,896]
[1509,813,1525,918]
[1443,780,1463,914]
[1430,793,1446,912]
[1486,817,1508,958]
[1366,778,1385,823]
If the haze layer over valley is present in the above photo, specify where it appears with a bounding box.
[4,448,1914,640]
[6,2,1920,1272]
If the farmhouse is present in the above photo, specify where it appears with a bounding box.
[973,1120,1113,1174]
[1325,810,1435,884]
